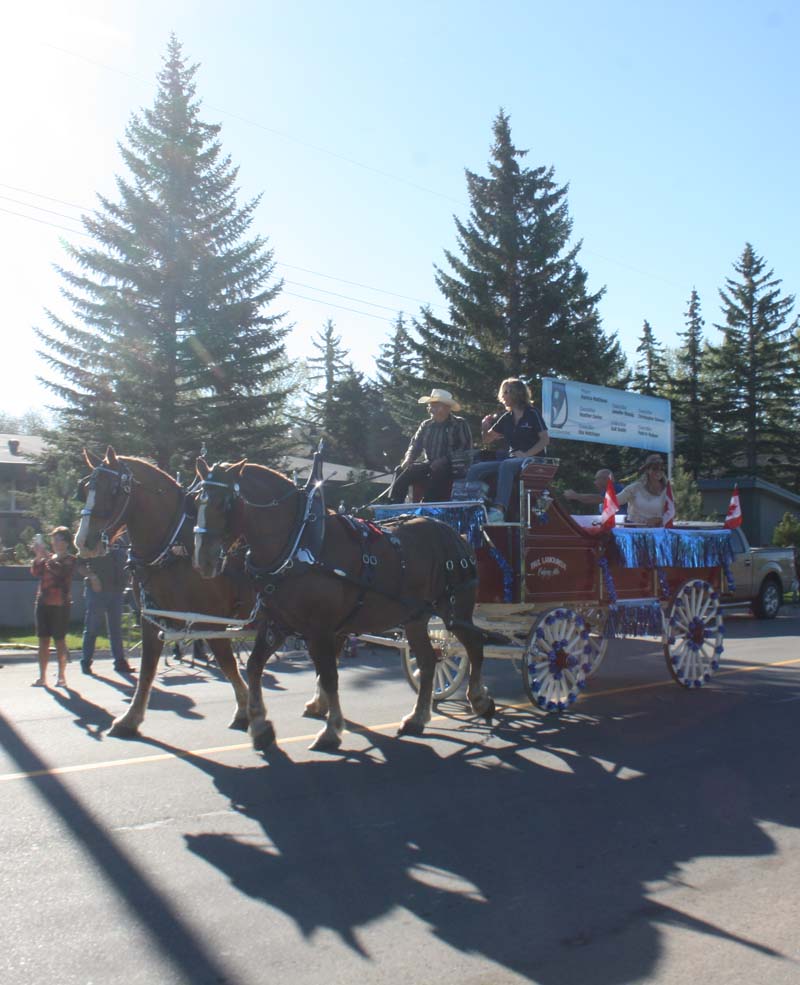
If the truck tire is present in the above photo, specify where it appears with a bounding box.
[753,577,782,619]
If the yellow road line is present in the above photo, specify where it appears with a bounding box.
[3,656,800,784]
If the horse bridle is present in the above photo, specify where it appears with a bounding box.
[80,464,135,539]
[194,469,308,576]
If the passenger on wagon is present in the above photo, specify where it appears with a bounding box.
[388,388,472,503]
[466,378,549,522]
[616,453,668,526]
[565,469,627,515]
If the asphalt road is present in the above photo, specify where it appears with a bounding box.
[1,607,799,985]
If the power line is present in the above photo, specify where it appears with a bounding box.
[282,291,393,323]
[0,193,86,226]
[277,261,443,309]
[284,280,406,314]
[39,41,464,206]
[0,182,88,212]
[0,180,446,310]
[0,205,91,238]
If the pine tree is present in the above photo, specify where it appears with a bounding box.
[669,291,708,477]
[670,455,704,519]
[412,110,627,429]
[35,37,290,470]
[374,314,421,426]
[706,244,799,488]
[632,320,667,396]
[306,320,350,446]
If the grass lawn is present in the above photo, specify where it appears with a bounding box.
[0,614,141,651]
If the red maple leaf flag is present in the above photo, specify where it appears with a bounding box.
[599,477,620,530]
[724,484,743,529]
[663,480,676,528]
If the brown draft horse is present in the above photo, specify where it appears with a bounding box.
[192,458,495,752]
[75,447,258,738]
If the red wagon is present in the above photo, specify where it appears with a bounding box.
[373,459,734,711]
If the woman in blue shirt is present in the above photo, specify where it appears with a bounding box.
[466,378,549,521]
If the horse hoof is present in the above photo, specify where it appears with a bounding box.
[482,698,496,722]
[398,718,425,737]
[309,730,341,752]
[251,722,276,751]
[228,715,249,732]
[108,720,139,739]
[302,706,327,720]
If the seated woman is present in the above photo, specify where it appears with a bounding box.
[616,453,668,526]
[466,378,549,521]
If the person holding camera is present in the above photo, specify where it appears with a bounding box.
[30,527,85,688]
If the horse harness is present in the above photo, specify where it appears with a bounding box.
[198,455,478,632]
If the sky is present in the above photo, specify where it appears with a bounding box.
[1,0,798,419]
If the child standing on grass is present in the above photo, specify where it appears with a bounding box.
[30,527,85,688]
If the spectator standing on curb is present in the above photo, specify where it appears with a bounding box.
[81,539,135,676]
[30,527,84,688]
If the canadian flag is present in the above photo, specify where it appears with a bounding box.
[663,481,676,527]
[724,484,743,529]
[598,477,620,530]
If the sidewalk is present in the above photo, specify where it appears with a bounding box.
[0,647,123,666]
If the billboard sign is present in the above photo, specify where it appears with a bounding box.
[541,378,671,453]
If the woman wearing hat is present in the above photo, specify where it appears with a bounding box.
[388,388,472,503]
[466,378,549,522]
[616,453,668,526]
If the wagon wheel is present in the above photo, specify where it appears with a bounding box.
[575,605,610,676]
[402,618,469,701]
[523,607,596,712]
[663,579,724,688]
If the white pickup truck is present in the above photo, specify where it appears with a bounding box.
[723,526,798,618]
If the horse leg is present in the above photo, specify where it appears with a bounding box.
[207,638,250,731]
[246,624,280,751]
[398,619,436,736]
[109,620,163,738]
[452,613,495,720]
[302,665,330,720]
[306,634,345,751]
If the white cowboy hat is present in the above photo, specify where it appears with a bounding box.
[417,388,461,412]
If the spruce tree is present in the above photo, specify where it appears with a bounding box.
[374,314,421,427]
[670,290,708,478]
[632,320,667,396]
[413,110,627,428]
[35,36,290,470]
[706,244,798,488]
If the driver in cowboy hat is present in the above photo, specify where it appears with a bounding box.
[388,388,472,503]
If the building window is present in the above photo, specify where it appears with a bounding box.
[0,479,18,512]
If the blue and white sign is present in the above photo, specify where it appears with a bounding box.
[542,378,671,453]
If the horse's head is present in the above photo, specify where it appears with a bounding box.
[75,446,134,554]
[193,458,246,579]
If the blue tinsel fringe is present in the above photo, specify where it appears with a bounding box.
[611,528,733,569]
[487,544,515,602]
[372,502,486,549]
[606,600,664,639]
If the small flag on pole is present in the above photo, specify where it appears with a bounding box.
[724,484,743,529]
[599,477,620,530]
[663,480,676,527]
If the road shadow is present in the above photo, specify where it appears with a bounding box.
[143,668,800,983]
[0,712,244,985]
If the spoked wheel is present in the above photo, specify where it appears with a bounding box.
[575,605,610,676]
[523,608,596,712]
[663,579,724,687]
[402,618,469,702]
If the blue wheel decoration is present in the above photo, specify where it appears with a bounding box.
[523,608,596,711]
[663,580,724,688]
